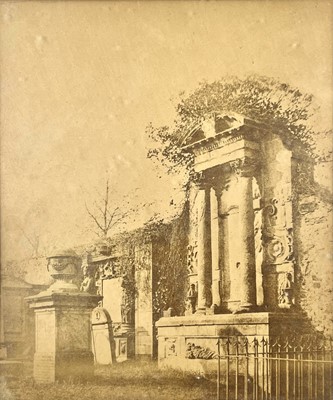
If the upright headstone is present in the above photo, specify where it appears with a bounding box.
[27,250,101,383]
[91,305,114,365]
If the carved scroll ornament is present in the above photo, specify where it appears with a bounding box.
[264,230,294,264]
[263,198,294,264]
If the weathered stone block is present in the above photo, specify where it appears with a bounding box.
[27,291,101,383]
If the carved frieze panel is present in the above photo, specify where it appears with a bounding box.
[190,133,245,156]
[185,342,218,359]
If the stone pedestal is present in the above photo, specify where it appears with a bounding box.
[27,291,101,383]
[156,312,309,373]
[26,250,101,383]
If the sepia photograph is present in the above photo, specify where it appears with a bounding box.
[0,1,332,399]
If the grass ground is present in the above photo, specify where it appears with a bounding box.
[1,360,217,400]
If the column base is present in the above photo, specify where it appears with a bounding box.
[233,303,257,314]
[206,304,220,315]
[195,308,207,315]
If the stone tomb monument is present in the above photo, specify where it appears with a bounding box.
[80,248,135,362]
[156,113,310,372]
[27,250,101,383]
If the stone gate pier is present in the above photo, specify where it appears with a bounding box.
[27,250,101,383]
[156,113,312,372]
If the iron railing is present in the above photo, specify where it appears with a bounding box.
[185,335,333,400]
[217,335,333,400]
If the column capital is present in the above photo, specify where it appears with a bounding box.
[195,179,211,191]
[212,176,231,197]
[192,171,210,190]
[229,157,259,178]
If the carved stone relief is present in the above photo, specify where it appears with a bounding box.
[278,271,295,308]
[262,193,295,309]
[185,283,198,314]
[187,242,198,274]
[263,199,294,265]
[93,258,122,295]
[253,178,264,306]
[165,338,177,357]
[185,342,218,359]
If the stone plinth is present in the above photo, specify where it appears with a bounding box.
[27,291,101,383]
[156,312,308,373]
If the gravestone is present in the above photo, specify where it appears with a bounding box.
[91,305,114,365]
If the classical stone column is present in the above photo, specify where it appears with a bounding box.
[196,184,212,313]
[231,159,257,312]
[0,279,7,359]
[210,187,222,312]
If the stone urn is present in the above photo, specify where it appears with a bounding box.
[46,249,81,293]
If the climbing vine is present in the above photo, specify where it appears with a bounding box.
[147,75,330,187]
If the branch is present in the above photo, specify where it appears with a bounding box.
[104,178,110,232]
[17,226,40,258]
[85,201,105,233]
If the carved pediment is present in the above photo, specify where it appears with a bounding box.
[181,112,245,147]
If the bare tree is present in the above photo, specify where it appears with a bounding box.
[85,178,132,239]
[18,226,41,259]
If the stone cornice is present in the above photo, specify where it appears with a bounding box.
[26,291,102,309]
[182,125,258,155]
[191,135,260,173]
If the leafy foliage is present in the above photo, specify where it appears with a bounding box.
[148,75,327,182]
[151,202,189,316]
[146,123,194,183]
[114,204,189,317]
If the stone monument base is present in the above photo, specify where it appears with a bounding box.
[27,291,101,384]
[34,350,94,383]
[156,312,308,373]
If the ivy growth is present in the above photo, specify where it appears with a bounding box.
[147,75,329,186]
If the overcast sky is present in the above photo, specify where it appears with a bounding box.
[1,1,332,263]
